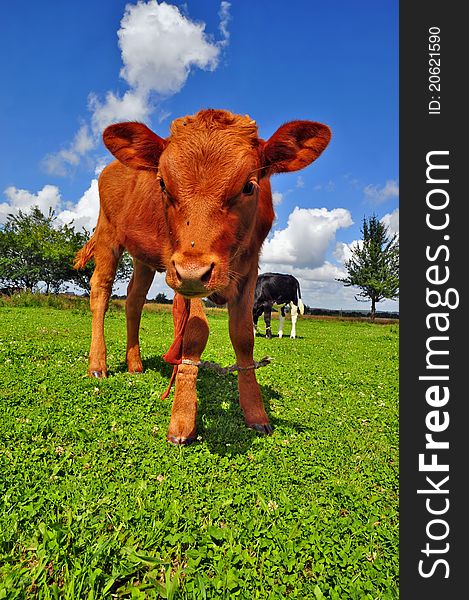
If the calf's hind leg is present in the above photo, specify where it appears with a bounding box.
[253,305,263,336]
[125,259,155,373]
[167,296,209,445]
[263,305,273,339]
[290,303,298,339]
[278,305,286,338]
[88,245,121,378]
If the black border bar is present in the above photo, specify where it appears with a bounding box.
[400,2,466,597]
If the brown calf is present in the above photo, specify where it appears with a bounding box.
[74,109,331,445]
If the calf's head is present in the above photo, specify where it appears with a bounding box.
[103,109,331,299]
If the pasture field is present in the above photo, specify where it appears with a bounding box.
[0,298,399,599]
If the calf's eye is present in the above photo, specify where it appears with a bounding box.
[242,181,255,195]
[159,178,166,192]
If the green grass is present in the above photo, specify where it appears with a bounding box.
[0,300,399,599]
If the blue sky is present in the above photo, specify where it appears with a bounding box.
[0,0,398,310]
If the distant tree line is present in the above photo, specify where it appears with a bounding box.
[302,306,399,319]
[113,293,223,308]
[140,292,173,304]
[268,304,398,319]
[0,207,131,295]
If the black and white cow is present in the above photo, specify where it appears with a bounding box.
[253,273,305,339]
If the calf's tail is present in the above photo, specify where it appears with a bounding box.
[74,237,95,269]
[296,280,305,315]
[298,298,305,315]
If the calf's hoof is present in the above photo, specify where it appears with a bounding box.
[166,433,196,446]
[266,331,272,339]
[90,370,106,378]
[248,423,273,435]
[127,361,143,374]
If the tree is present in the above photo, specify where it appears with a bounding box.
[0,206,133,294]
[337,215,399,321]
[67,228,96,293]
[0,207,70,292]
[153,292,172,304]
[69,229,133,294]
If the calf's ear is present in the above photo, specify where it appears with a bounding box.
[102,122,166,170]
[263,121,331,174]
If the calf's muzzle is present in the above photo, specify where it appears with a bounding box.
[170,255,216,297]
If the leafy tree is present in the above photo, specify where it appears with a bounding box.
[337,215,399,321]
[70,229,133,295]
[153,292,172,304]
[67,228,95,293]
[0,206,133,294]
[0,207,69,292]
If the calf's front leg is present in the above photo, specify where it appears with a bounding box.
[166,296,209,445]
[228,286,272,435]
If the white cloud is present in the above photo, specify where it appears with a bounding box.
[218,1,231,46]
[89,89,153,135]
[298,278,395,311]
[364,179,399,204]
[261,207,353,268]
[119,1,220,94]
[90,1,227,134]
[1,163,105,232]
[296,175,304,188]
[260,261,346,284]
[381,207,399,238]
[0,184,62,224]
[333,239,362,264]
[57,178,100,233]
[56,162,106,231]
[42,125,95,176]
[45,1,231,173]
[272,191,283,206]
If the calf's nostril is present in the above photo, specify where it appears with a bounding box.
[173,261,182,282]
[172,260,215,286]
[201,262,214,284]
